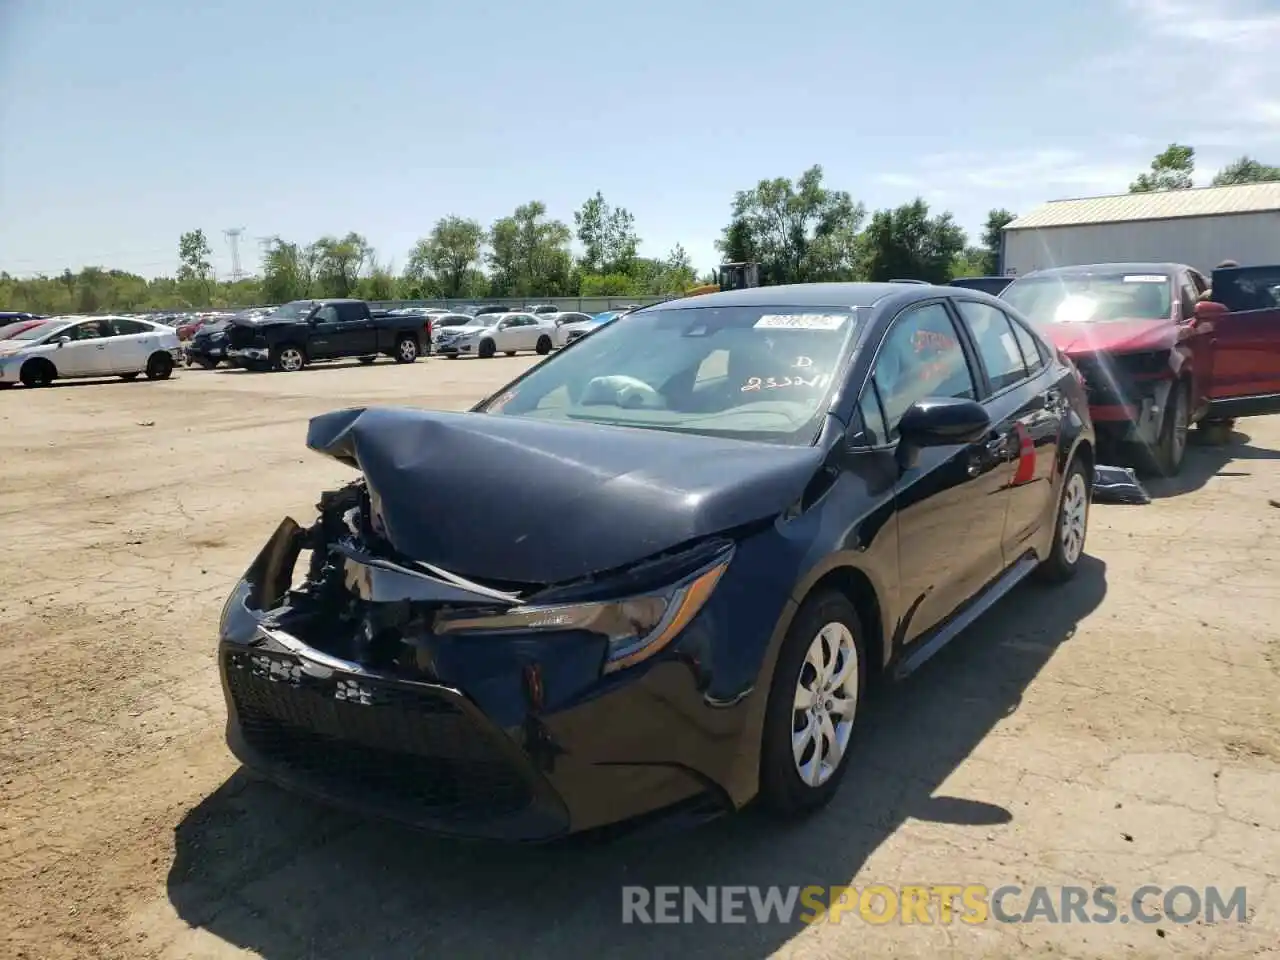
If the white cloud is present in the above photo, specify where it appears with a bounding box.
[873,0,1280,225]
[1116,0,1280,142]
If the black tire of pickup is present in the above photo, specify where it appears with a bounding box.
[271,343,306,373]
[394,336,418,363]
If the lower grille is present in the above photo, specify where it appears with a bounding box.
[225,649,532,820]
[1072,351,1168,407]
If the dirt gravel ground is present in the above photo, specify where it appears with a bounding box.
[2,357,1279,959]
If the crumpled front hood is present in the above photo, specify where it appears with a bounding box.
[306,406,828,584]
[1041,318,1177,357]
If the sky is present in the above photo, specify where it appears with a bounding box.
[2,0,1279,280]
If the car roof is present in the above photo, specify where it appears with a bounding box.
[656,281,957,311]
[1017,262,1186,278]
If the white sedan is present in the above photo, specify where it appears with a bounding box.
[0,315,183,388]
[434,312,558,359]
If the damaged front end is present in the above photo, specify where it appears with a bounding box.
[217,481,752,840]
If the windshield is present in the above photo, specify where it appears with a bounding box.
[266,300,316,321]
[9,320,62,341]
[477,304,861,444]
[1002,272,1173,324]
[437,315,471,326]
[0,321,36,339]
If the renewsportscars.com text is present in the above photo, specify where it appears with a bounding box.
[621,884,1249,926]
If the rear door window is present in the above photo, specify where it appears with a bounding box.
[954,300,1030,392]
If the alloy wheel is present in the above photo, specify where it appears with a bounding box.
[792,622,859,787]
[279,348,304,372]
[398,338,417,361]
[1060,472,1088,565]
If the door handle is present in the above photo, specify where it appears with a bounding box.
[985,432,1013,456]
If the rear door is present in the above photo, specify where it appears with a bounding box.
[868,300,1014,643]
[1205,265,1280,415]
[103,318,153,373]
[953,298,1065,556]
[336,301,379,354]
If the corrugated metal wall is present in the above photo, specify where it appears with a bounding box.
[1002,211,1280,277]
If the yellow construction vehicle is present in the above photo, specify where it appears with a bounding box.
[682,261,762,297]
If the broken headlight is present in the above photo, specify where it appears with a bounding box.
[433,556,731,673]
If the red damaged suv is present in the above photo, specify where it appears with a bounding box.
[1000,262,1280,476]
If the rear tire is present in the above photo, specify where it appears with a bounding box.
[759,590,866,818]
[1035,455,1090,583]
[394,336,418,364]
[478,339,496,359]
[535,335,553,356]
[21,359,55,388]
[145,353,174,381]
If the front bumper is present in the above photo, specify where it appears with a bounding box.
[0,357,21,383]
[228,347,269,363]
[216,519,789,840]
[436,340,474,356]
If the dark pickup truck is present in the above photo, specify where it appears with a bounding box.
[226,299,431,372]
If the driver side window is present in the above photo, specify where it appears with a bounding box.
[871,303,977,441]
[314,305,339,323]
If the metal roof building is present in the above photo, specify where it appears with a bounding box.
[1001,182,1280,278]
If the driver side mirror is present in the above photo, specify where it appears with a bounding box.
[53,335,71,347]
[1192,299,1227,324]
[895,397,991,471]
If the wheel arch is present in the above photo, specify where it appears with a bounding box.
[796,565,887,680]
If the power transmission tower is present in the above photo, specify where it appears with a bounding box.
[224,227,246,281]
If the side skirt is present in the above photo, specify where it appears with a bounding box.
[891,551,1041,680]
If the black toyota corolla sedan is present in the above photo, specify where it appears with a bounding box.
[217,282,1095,840]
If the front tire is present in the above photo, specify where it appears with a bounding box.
[535,335,552,355]
[1136,379,1189,476]
[21,359,55,388]
[272,344,306,373]
[1036,455,1090,583]
[478,339,496,359]
[146,353,174,380]
[759,590,866,817]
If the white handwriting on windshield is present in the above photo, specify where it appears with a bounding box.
[741,373,832,392]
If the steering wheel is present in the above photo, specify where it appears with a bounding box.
[580,375,667,410]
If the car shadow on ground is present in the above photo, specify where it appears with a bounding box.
[167,557,1107,959]
[1144,427,1280,499]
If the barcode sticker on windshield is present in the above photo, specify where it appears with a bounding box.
[755,313,848,331]
[1123,275,1166,283]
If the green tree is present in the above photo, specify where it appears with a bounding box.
[1211,155,1280,186]
[486,201,573,297]
[978,208,1016,275]
[406,216,485,297]
[313,232,372,297]
[574,192,639,276]
[260,238,316,303]
[1130,144,1195,193]
[860,198,968,284]
[716,165,865,284]
[177,229,215,305]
